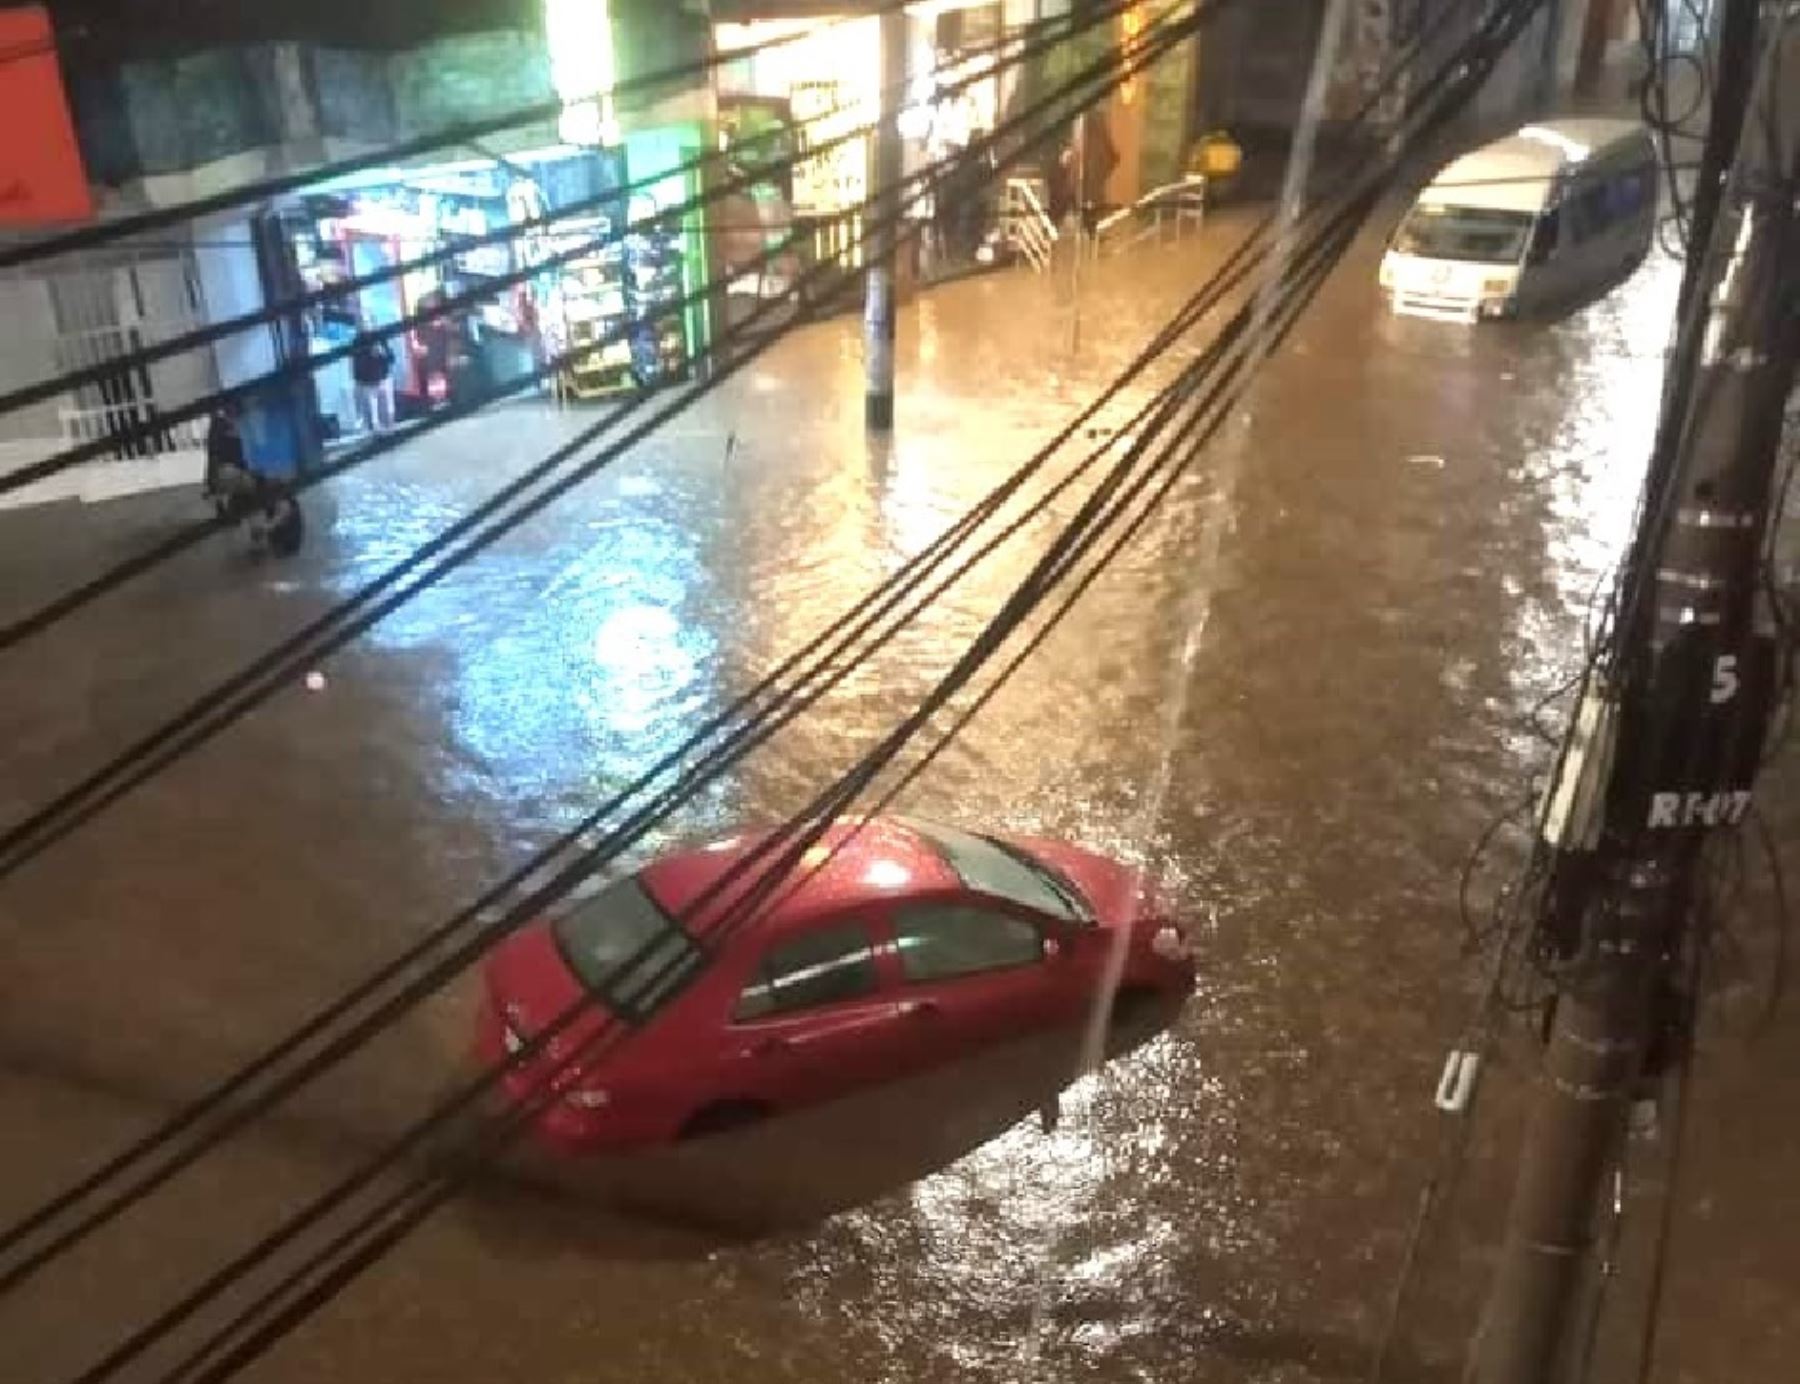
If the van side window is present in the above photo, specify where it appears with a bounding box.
[1527,208,1561,265]
[1570,182,1613,242]
[1616,167,1655,218]
[1570,167,1653,243]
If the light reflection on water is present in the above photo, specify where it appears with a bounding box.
[1504,249,1682,733]
[325,468,726,836]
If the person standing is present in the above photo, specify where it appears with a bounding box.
[350,327,395,433]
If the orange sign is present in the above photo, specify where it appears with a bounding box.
[0,6,94,226]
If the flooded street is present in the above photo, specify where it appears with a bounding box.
[1,200,1795,1384]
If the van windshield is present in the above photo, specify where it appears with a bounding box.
[1392,205,1536,263]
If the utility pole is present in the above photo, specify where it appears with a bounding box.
[865,5,907,432]
[1466,15,1800,1384]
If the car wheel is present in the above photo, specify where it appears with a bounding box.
[1105,986,1164,1055]
[678,1100,771,1141]
[1110,985,1159,1024]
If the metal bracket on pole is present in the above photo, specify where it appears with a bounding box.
[1436,1049,1484,1113]
[1538,677,1620,852]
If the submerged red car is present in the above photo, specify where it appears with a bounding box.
[475,815,1195,1151]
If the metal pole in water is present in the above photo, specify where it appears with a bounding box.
[865,6,907,433]
[1070,115,1085,356]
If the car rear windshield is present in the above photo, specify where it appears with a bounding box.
[901,818,1090,923]
[1393,204,1535,263]
[550,877,700,1018]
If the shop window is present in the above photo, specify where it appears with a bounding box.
[892,905,1044,984]
[735,922,880,1021]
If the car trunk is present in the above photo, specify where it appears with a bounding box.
[485,925,614,1084]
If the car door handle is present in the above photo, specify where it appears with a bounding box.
[899,999,941,1020]
[749,1035,790,1056]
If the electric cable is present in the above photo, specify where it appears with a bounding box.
[0,0,1210,882]
[69,8,1562,1377]
[0,0,1506,1298]
[14,0,1526,1346]
[1634,0,1711,258]
[0,2,1114,502]
[0,0,922,275]
[0,0,1138,650]
[0,2,1220,1296]
[1470,15,1800,1373]
[159,166,1452,1384]
[1610,0,1800,677]
[0,2,1102,476]
[131,118,1371,1384]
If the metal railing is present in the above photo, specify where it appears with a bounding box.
[1003,176,1059,272]
[1094,174,1208,254]
[58,401,206,455]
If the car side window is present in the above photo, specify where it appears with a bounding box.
[892,904,1045,984]
[734,921,880,1021]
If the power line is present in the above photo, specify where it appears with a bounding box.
[43,27,1224,1382]
[0,0,1494,1298]
[41,6,1546,1376]
[0,3,1096,459]
[0,0,918,274]
[0,0,1181,881]
[0,3,1113,504]
[0,2,1132,651]
[140,67,1490,1382]
[0,2,1222,1299]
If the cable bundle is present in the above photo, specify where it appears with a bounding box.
[0,1,1570,1380]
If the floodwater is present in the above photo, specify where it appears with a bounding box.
[1,197,1795,1384]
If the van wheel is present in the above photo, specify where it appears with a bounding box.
[678,1100,771,1141]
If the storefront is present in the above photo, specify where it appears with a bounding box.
[272,130,712,438]
[712,2,1017,300]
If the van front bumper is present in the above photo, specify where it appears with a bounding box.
[1386,289,1515,323]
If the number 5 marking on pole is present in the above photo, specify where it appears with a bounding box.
[1711,654,1740,704]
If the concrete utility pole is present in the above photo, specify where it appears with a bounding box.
[1466,15,1800,1384]
[865,5,908,432]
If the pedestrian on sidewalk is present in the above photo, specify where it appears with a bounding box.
[351,326,395,434]
[204,398,252,503]
[202,395,305,558]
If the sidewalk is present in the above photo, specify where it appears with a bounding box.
[0,216,1250,621]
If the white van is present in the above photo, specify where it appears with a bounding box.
[1380,118,1658,322]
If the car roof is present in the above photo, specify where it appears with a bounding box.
[1423,119,1649,213]
[638,815,963,941]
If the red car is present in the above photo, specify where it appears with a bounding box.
[475,815,1195,1151]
